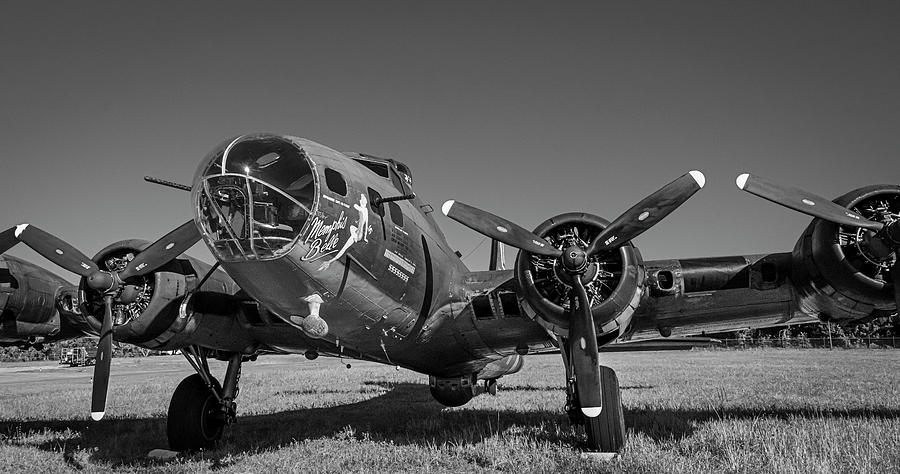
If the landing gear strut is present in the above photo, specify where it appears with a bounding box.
[167,346,244,451]
[560,339,625,453]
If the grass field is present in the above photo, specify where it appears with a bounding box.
[1,349,898,473]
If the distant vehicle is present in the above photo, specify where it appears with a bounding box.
[59,347,96,367]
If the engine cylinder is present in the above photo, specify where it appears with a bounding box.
[791,185,900,322]
[514,212,646,338]
[78,239,242,349]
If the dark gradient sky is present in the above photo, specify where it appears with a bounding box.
[2,1,899,280]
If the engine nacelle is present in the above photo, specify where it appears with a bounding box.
[514,213,647,339]
[0,255,91,344]
[791,185,900,323]
[79,240,244,350]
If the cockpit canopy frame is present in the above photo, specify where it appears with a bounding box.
[193,134,319,261]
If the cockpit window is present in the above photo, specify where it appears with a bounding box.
[354,159,390,178]
[195,135,317,261]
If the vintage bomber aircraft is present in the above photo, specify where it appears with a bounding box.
[0,133,898,453]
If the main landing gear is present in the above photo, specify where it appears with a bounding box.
[560,339,625,453]
[167,346,245,451]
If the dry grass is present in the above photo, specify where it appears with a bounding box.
[1,349,898,473]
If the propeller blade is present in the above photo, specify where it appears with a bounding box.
[568,277,602,417]
[0,227,17,254]
[892,260,900,318]
[586,171,705,256]
[90,295,114,421]
[736,173,884,231]
[119,220,201,280]
[13,224,98,277]
[441,200,562,258]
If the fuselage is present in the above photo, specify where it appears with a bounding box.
[187,134,826,378]
[190,134,546,376]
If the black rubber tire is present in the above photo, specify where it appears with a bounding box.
[167,374,225,452]
[583,365,626,453]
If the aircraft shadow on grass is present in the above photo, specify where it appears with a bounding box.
[2,381,900,468]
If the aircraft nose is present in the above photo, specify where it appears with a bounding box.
[192,134,318,261]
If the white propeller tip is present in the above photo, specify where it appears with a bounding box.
[441,200,455,216]
[581,407,602,418]
[91,411,105,421]
[736,173,750,190]
[689,170,706,188]
[14,224,29,238]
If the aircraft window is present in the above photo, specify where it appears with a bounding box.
[368,188,384,217]
[206,182,249,238]
[388,202,403,227]
[195,135,317,261]
[324,168,347,196]
[198,174,311,261]
[354,159,390,178]
[199,149,225,176]
[221,135,316,207]
[247,180,310,256]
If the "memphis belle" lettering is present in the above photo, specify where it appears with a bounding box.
[301,211,348,261]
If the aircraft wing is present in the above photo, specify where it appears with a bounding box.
[601,336,722,351]
[0,255,95,346]
[532,337,723,354]
[457,253,820,356]
[625,253,821,340]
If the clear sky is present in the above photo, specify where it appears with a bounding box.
[2,1,899,281]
